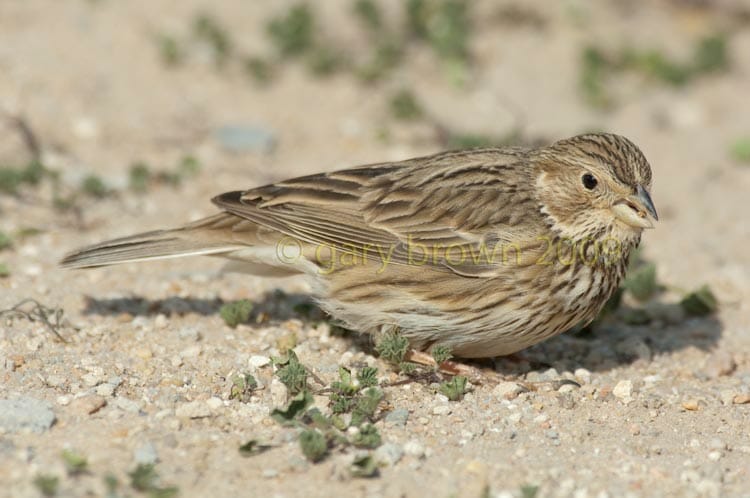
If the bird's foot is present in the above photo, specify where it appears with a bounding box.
[404,350,498,383]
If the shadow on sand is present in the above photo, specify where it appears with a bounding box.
[81,291,722,375]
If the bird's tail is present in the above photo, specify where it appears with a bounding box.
[60,214,243,269]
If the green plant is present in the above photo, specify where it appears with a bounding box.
[390,89,425,120]
[299,429,328,462]
[219,299,253,328]
[680,285,718,316]
[229,373,258,402]
[81,175,108,198]
[439,375,468,401]
[267,3,315,57]
[274,350,308,394]
[33,474,59,497]
[61,449,88,475]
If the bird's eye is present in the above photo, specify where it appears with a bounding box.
[582,173,598,190]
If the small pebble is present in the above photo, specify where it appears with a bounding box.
[176,400,213,419]
[0,397,56,433]
[494,381,524,400]
[134,441,159,465]
[179,327,201,341]
[385,408,409,426]
[154,314,168,329]
[180,345,202,358]
[432,405,451,416]
[615,337,651,361]
[374,443,403,467]
[262,469,279,479]
[574,368,592,384]
[507,412,522,424]
[95,383,116,397]
[703,352,736,378]
[215,125,277,154]
[249,355,271,368]
[270,379,288,407]
[70,395,107,415]
[733,394,750,404]
[682,399,700,411]
[613,380,633,403]
[113,397,141,413]
[403,440,425,458]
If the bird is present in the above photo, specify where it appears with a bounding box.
[61,133,657,360]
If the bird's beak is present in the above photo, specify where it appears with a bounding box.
[611,185,659,229]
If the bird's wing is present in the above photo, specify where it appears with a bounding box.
[213,148,543,276]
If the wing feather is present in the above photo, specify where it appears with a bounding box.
[212,148,543,274]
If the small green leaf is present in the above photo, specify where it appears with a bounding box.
[129,464,157,492]
[270,390,313,425]
[356,366,378,388]
[61,449,88,475]
[692,34,728,74]
[623,263,658,301]
[730,138,750,163]
[520,484,540,498]
[439,375,468,401]
[350,454,379,478]
[351,387,384,426]
[128,162,152,193]
[33,474,59,497]
[193,13,233,67]
[219,299,253,328]
[229,373,258,402]
[299,429,328,462]
[0,231,12,250]
[353,0,382,32]
[275,349,308,394]
[81,175,108,198]
[389,89,424,121]
[431,345,453,365]
[680,285,718,316]
[352,423,381,448]
[267,3,314,58]
[375,331,410,364]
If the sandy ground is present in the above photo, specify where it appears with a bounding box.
[1,1,750,497]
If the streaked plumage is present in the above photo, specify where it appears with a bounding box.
[61,133,657,358]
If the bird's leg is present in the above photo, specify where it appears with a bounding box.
[404,350,495,383]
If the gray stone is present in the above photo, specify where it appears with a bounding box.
[374,443,403,467]
[385,408,409,426]
[0,397,56,433]
[215,125,276,154]
[134,441,158,465]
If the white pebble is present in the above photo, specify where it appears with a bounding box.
[374,443,403,466]
[494,381,524,399]
[403,440,425,458]
[249,355,271,368]
[613,380,633,403]
[432,405,451,416]
[574,368,592,384]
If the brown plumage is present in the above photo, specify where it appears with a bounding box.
[61,133,657,358]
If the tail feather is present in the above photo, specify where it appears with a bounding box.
[60,227,241,269]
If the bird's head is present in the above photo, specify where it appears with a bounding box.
[534,133,658,244]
